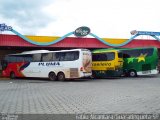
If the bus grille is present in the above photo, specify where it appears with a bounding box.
[70,68,79,78]
[142,64,151,71]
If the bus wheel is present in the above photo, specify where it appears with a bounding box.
[10,72,16,79]
[49,72,57,81]
[57,72,65,81]
[128,70,137,77]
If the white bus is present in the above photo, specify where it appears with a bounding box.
[1,49,92,81]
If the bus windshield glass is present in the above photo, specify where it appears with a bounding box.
[92,52,115,61]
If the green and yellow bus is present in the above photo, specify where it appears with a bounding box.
[118,47,159,77]
[92,49,123,78]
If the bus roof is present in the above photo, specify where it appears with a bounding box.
[7,49,90,56]
[21,50,50,54]
[92,47,157,53]
[113,47,157,51]
[92,49,120,53]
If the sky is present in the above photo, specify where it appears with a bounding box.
[0,0,160,38]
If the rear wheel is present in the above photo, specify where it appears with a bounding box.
[128,70,137,77]
[57,72,65,81]
[48,72,57,81]
[10,72,16,79]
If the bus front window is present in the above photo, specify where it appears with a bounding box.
[92,52,115,61]
[106,52,115,61]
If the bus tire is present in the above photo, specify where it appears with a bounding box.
[57,72,65,81]
[128,70,137,77]
[10,72,16,79]
[49,72,57,81]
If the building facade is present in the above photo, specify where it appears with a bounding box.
[0,26,160,70]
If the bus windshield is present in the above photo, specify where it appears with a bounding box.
[92,52,115,61]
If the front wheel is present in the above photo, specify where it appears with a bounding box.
[128,70,137,77]
[57,72,65,81]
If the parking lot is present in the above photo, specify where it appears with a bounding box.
[0,74,160,115]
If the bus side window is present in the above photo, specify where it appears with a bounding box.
[9,55,17,62]
[123,53,130,58]
[143,48,153,56]
[122,50,131,58]
[32,53,42,62]
[64,51,79,61]
[63,52,71,61]
[24,55,33,62]
[42,53,52,62]
[56,51,79,61]
[52,53,60,61]
[59,52,66,61]
[16,56,24,62]
[4,56,10,62]
[74,51,79,60]
[118,52,123,58]
[64,52,77,61]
